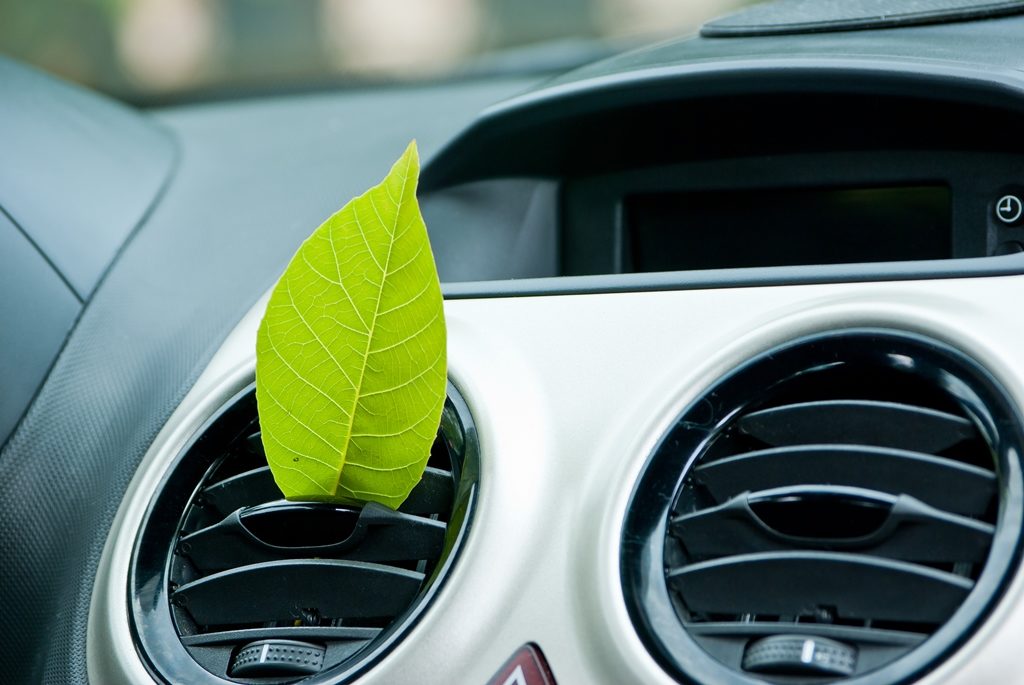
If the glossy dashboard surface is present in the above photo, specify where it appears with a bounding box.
[93,276,1024,685]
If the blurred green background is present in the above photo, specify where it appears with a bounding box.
[0,0,748,102]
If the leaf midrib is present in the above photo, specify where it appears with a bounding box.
[334,159,410,495]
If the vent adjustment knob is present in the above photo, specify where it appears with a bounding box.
[229,639,326,678]
[742,635,857,677]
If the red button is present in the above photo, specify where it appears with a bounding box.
[486,643,556,685]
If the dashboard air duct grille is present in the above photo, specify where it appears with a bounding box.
[131,383,478,684]
[622,329,1024,684]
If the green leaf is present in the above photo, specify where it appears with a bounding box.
[255,141,446,508]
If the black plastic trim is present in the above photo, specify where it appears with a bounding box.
[440,252,1024,299]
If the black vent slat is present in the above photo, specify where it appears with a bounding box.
[395,467,454,515]
[180,501,446,572]
[202,466,279,516]
[173,559,424,626]
[668,551,973,624]
[685,624,927,681]
[203,465,452,518]
[672,486,994,563]
[738,400,976,453]
[180,625,382,647]
[695,445,996,516]
[685,622,927,647]
[246,430,264,454]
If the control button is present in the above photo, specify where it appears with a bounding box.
[229,639,324,678]
[996,194,1023,224]
[487,644,556,685]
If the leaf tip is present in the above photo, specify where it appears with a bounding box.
[401,139,419,168]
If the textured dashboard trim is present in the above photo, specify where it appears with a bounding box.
[0,57,177,299]
[88,297,262,685]
[700,0,1024,37]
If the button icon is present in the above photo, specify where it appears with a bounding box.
[996,194,1023,224]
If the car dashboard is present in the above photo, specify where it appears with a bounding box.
[4,3,1024,685]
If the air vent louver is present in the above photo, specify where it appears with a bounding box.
[622,330,1024,685]
[131,383,478,684]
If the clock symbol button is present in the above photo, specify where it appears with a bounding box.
[996,194,1023,225]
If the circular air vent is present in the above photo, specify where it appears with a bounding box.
[622,329,1024,685]
[131,382,478,684]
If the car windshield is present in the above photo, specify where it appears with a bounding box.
[0,0,747,103]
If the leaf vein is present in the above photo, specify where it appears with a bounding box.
[283,280,358,388]
[263,330,352,416]
[359,348,444,398]
[261,383,341,456]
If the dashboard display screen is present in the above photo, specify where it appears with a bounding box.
[626,185,951,273]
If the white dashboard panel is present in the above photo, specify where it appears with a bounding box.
[90,275,1024,685]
